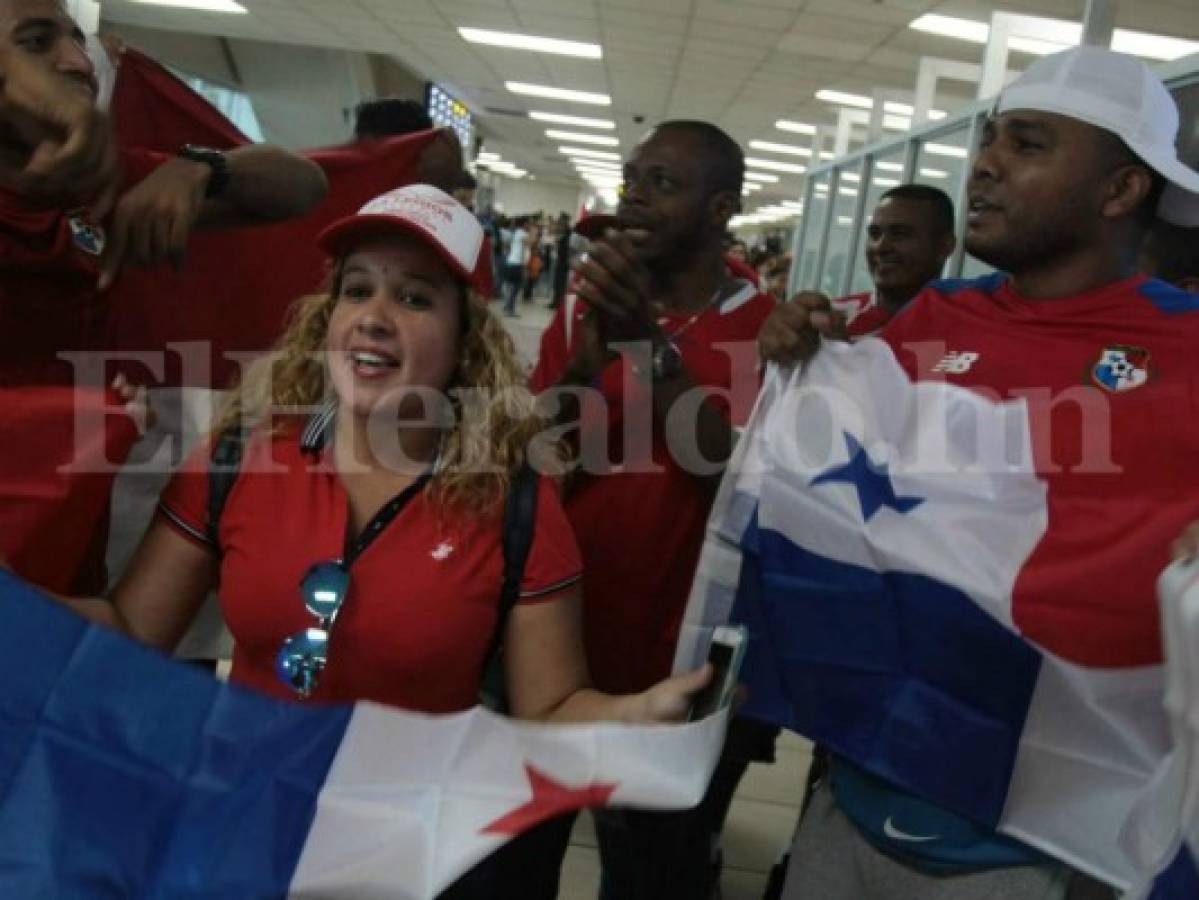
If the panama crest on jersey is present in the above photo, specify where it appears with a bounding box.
[67,210,105,256]
[1091,345,1150,393]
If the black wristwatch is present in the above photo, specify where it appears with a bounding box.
[178,144,230,198]
[651,339,684,381]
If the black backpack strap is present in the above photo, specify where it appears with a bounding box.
[206,425,248,551]
[478,462,540,712]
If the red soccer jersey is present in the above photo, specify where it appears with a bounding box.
[0,148,165,386]
[159,422,582,712]
[832,291,899,340]
[880,272,1199,668]
[532,279,774,693]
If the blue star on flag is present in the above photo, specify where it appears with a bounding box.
[811,432,924,521]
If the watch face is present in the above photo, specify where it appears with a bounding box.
[652,341,682,380]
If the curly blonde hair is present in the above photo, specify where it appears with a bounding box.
[215,260,554,515]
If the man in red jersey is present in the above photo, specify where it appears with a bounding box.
[760,184,954,356]
[0,0,327,594]
[531,120,775,899]
[761,46,1199,900]
[0,0,327,388]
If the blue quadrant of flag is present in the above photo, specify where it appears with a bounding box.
[0,568,350,899]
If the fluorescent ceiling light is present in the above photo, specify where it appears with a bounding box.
[837,216,854,226]
[745,157,807,174]
[546,129,619,146]
[573,159,621,169]
[781,201,804,210]
[839,188,859,197]
[909,13,1199,63]
[129,0,246,9]
[872,177,900,187]
[459,27,602,59]
[816,89,872,109]
[923,143,967,158]
[775,120,817,135]
[1113,31,1199,61]
[919,168,949,179]
[745,171,780,183]
[841,173,861,183]
[507,82,611,105]
[530,111,615,129]
[743,183,763,191]
[910,13,989,43]
[817,89,946,120]
[560,146,621,160]
[749,140,812,157]
[875,161,904,172]
[477,152,500,161]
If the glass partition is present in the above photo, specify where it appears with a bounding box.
[848,148,909,295]
[794,174,831,290]
[819,166,864,297]
[916,122,978,278]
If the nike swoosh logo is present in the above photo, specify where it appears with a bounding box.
[882,816,940,843]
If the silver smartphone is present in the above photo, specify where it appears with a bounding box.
[689,624,748,721]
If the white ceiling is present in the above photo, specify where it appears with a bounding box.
[101,0,1199,208]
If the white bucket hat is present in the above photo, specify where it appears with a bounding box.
[996,46,1199,227]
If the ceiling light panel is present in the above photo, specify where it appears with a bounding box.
[129,0,246,9]
[459,28,602,59]
[560,146,621,160]
[507,82,611,106]
[745,157,807,174]
[749,140,812,157]
[529,111,615,129]
[545,130,619,146]
[775,120,817,135]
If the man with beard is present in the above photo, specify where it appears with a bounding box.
[530,121,775,898]
[761,46,1199,900]
[0,21,116,205]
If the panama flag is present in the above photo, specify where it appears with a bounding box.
[0,571,726,898]
[675,338,1170,890]
[1119,562,1199,899]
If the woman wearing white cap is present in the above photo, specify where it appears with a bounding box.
[56,184,712,896]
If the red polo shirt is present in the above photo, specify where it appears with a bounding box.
[530,279,774,694]
[159,421,582,712]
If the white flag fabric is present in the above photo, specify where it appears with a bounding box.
[1120,562,1199,898]
[675,339,1174,889]
[0,569,726,899]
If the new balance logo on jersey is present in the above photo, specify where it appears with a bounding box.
[932,351,980,374]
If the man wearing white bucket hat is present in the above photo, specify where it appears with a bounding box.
[765,46,1199,900]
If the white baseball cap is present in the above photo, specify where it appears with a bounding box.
[318,184,491,293]
[996,46,1199,227]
